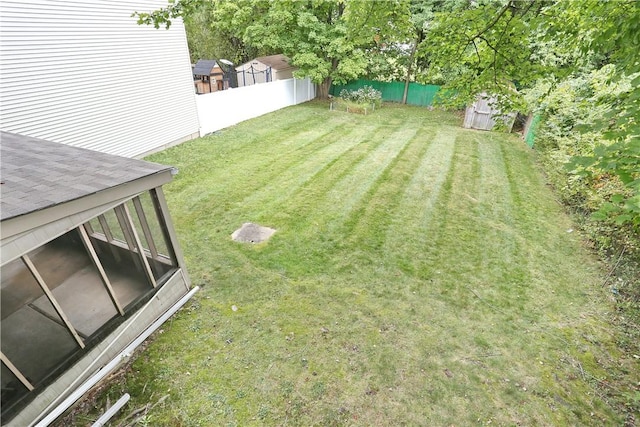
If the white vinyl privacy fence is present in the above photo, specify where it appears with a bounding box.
[196,78,315,136]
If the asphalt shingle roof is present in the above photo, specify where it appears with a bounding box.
[0,132,172,221]
[193,59,218,76]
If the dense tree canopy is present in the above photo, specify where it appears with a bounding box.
[135,0,411,98]
[180,1,263,64]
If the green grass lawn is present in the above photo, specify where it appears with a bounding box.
[74,102,637,425]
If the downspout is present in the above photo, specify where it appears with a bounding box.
[91,393,130,427]
[32,286,200,427]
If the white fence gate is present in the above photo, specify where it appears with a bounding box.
[196,78,315,136]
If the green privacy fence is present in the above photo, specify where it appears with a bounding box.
[524,114,540,148]
[330,79,441,107]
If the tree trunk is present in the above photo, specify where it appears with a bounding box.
[402,43,417,104]
[402,37,420,105]
[403,30,424,104]
[317,76,332,100]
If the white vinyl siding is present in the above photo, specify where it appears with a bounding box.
[0,0,200,158]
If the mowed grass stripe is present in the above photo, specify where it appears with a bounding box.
[384,131,556,425]
[235,121,382,221]
[155,107,348,211]
[243,118,424,277]
[474,132,527,308]
[422,129,528,316]
[339,125,437,253]
[216,105,342,149]
[382,126,457,275]
[190,122,351,213]
[155,105,333,180]
[272,122,426,276]
[267,115,420,228]
[425,128,480,280]
[324,125,420,225]
[252,118,403,228]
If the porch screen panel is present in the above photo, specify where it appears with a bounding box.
[1,362,29,423]
[128,193,177,282]
[141,191,176,262]
[27,230,119,338]
[0,257,80,416]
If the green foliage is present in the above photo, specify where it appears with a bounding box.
[338,85,382,107]
[179,1,264,64]
[525,66,639,262]
[334,86,383,114]
[133,0,202,29]
[528,68,626,205]
[364,0,474,95]
[134,0,413,98]
[554,0,640,230]
[413,0,639,227]
[361,46,408,82]
[416,0,548,112]
[244,0,412,96]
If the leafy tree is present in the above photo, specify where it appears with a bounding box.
[400,0,470,102]
[526,66,634,220]
[134,0,412,99]
[558,0,640,228]
[134,0,269,65]
[416,0,550,111]
[181,1,263,64]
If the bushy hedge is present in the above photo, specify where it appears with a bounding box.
[526,65,639,313]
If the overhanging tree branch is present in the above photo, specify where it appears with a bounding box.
[468,1,513,42]
[477,35,518,68]
[471,39,482,65]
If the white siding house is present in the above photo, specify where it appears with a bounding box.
[0,0,200,158]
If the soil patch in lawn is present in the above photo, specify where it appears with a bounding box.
[231,222,276,243]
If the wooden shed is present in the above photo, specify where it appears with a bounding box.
[0,132,195,426]
[192,59,238,94]
[235,54,296,87]
[463,92,516,132]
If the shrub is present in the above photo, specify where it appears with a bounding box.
[525,65,639,312]
[338,86,382,108]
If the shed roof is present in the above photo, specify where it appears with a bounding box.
[253,54,293,71]
[193,59,218,76]
[0,131,172,221]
